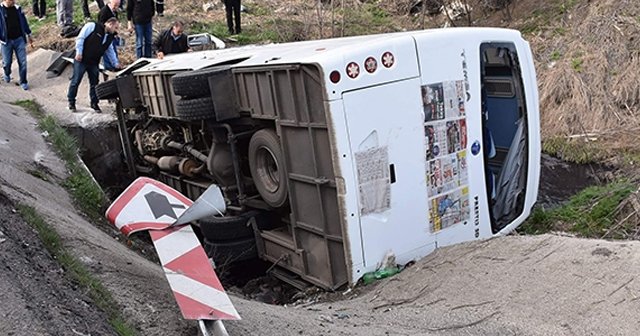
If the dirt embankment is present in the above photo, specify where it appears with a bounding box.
[0,100,194,335]
[0,194,115,336]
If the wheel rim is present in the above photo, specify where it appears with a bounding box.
[256,145,280,193]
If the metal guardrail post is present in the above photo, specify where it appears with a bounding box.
[198,320,230,336]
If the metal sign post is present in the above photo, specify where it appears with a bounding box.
[199,320,229,336]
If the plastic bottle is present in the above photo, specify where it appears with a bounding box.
[362,266,401,285]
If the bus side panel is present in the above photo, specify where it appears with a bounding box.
[341,78,436,273]
[325,100,367,285]
[413,34,494,247]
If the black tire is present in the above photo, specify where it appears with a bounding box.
[175,96,215,121]
[199,210,261,241]
[96,78,119,100]
[248,129,288,208]
[204,237,258,263]
[172,66,230,98]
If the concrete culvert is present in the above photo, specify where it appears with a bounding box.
[248,129,288,208]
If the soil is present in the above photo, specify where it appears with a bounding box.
[0,194,115,336]
[0,97,194,335]
[537,153,610,208]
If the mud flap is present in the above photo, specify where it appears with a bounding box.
[45,50,75,79]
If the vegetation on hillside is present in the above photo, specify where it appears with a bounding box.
[520,181,638,239]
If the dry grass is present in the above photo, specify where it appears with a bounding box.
[535,0,640,153]
[605,187,640,240]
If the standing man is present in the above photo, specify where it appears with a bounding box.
[82,0,105,21]
[98,0,119,23]
[98,0,120,70]
[0,0,33,90]
[127,0,154,59]
[153,21,190,59]
[56,0,73,26]
[223,0,241,35]
[67,17,121,112]
[155,0,163,17]
[32,0,46,20]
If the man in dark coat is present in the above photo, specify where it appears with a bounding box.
[155,0,163,17]
[127,0,154,58]
[82,0,105,20]
[32,0,46,20]
[153,20,190,59]
[98,0,121,70]
[224,0,241,35]
[67,17,121,112]
[97,0,119,23]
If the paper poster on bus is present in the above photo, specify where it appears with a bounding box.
[457,150,468,186]
[426,123,446,160]
[423,80,470,232]
[426,149,468,196]
[443,80,466,118]
[429,187,470,233]
[355,146,391,215]
[427,158,442,195]
[422,80,466,122]
[446,119,467,154]
[422,83,445,122]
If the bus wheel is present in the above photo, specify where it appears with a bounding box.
[96,78,120,100]
[248,129,288,208]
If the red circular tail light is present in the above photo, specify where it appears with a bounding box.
[329,70,341,83]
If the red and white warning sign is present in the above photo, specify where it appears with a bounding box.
[150,226,240,320]
[105,177,241,321]
[106,177,193,235]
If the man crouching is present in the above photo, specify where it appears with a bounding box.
[67,17,121,112]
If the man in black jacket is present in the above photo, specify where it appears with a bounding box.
[127,0,154,58]
[155,0,163,17]
[67,17,121,112]
[1,0,33,90]
[153,20,189,59]
[98,0,120,70]
[97,0,119,23]
[224,0,241,35]
[82,0,104,21]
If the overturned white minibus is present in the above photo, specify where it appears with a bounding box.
[104,27,540,289]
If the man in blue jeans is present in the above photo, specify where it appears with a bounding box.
[0,0,33,90]
[127,0,154,58]
[67,17,121,112]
